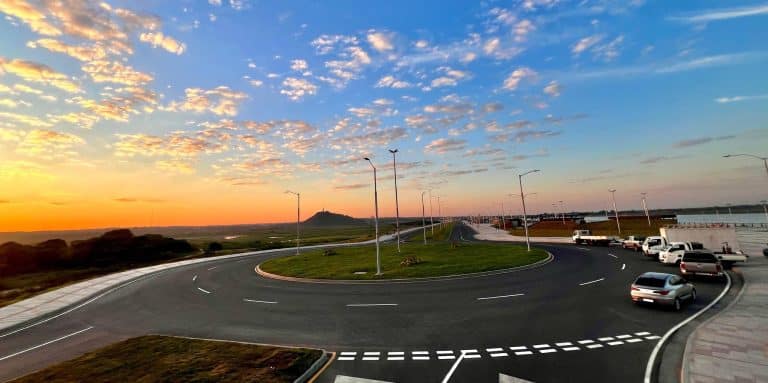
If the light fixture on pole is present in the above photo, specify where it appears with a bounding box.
[363,157,382,276]
[284,190,300,255]
[723,153,768,178]
[389,148,401,253]
[421,191,427,245]
[641,192,651,227]
[518,169,540,252]
[609,189,621,235]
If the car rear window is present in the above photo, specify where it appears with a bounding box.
[683,253,716,263]
[634,277,666,287]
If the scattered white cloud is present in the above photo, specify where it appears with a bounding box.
[280,77,317,101]
[375,75,411,88]
[572,34,603,55]
[669,4,768,23]
[367,31,394,52]
[543,81,561,97]
[290,59,308,71]
[715,94,768,104]
[139,32,186,55]
[503,67,537,90]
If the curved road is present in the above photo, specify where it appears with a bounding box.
[0,223,727,382]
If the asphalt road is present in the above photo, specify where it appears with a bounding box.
[0,222,728,382]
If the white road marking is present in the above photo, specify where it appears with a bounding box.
[362,357,379,361]
[555,342,573,347]
[515,351,533,356]
[577,340,594,344]
[438,355,456,360]
[509,346,528,351]
[608,253,618,259]
[645,335,661,340]
[207,266,217,271]
[490,352,509,357]
[441,351,466,383]
[533,344,550,348]
[563,347,580,351]
[635,332,651,336]
[539,349,557,354]
[364,352,380,356]
[412,351,429,355]
[436,350,454,355]
[598,337,614,342]
[340,352,357,356]
[197,287,211,294]
[576,247,591,251]
[243,299,277,304]
[346,303,398,307]
[476,293,524,300]
[486,348,504,352]
[338,357,355,361]
[587,344,604,349]
[388,352,404,356]
[460,349,478,353]
[413,356,430,360]
[192,275,197,282]
[464,354,481,359]
[0,327,93,362]
[579,277,605,286]
[387,357,404,361]
[616,335,631,339]
[621,263,626,270]
[607,341,625,346]
[626,338,643,343]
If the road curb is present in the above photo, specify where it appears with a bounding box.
[643,272,733,383]
[297,351,333,383]
[255,251,554,284]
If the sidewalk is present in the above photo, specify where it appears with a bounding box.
[0,226,428,334]
[470,222,572,244]
[682,242,768,383]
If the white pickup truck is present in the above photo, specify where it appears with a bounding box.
[658,242,704,264]
[642,236,668,258]
[714,242,749,268]
[572,230,619,246]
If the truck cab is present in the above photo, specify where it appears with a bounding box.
[658,242,704,264]
[642,236,668,258]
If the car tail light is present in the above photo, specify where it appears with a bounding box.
[655,290,670,295]
[631,286,639,291]
[680,262,686,269]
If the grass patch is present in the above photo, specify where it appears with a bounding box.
[509,216,674,238]
[11,335,322,383]
[260,239,547,280]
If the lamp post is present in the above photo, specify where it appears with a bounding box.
[723,153,768,178]
[641,192,651,227]
[437,196,442,228]
[428,189,434,236]
[285,190,300,255]
[363,157,382,276]
[609,188,621,235]
[389,149,401,253]
[501,201,506,230]
[421,191,427,244]
[726,203,733,221]
[559,200,565,225]
[761,200,768,224]
[518,169,540,252]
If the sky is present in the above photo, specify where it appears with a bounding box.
[0,0,767,232]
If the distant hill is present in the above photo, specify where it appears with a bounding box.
[303,210,363,227]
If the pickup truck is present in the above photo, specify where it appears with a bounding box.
[642,236,668,258]
[714,242,748,268]
[572,230,619,246]
[622,236,646,252]
[658,242,704,264]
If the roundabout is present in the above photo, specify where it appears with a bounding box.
[0,223,729,382]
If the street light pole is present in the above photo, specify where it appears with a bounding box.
[761,200,768,224]
[364,157,382,276]
[437,196,442,228]
[723,153,768,178]
[501,201,506,230]
[609,189,621,235]
[389,149,401,253]
[285,190,300,255]
[641,192,651,227]
[421,191,427,244]
[428,189,434,235]
[559,200,565,225]
[518,169,540,252]
[726,203,733,221]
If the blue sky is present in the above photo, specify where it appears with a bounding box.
[0,0,766,230]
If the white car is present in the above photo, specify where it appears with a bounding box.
[659,242,705,265]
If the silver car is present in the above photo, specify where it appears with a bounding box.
[630,272,696,311]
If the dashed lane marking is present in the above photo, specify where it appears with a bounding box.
[192,275,197,282]
[207,266,217,271]
[555,342,573,347]
[243,299,277,304]
[577,340,594,344]
[563,347,580,351]
[579,277,605,286]
[635,332,651,336]
[477,293,525,300]
[509,346,528,351]
[346,303,398,307]
[587,344,604,349]
[197,287,211,294]
[622,263,626,270]
[607,341,625,346]
[608,253,618,259]
[515,351,533,356]
[539,349,557,354]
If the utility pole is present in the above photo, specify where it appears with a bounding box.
[428,189,434,236]
[421,191,427,244]
[285,190,300,255]
[518,169,540,251]
[559,200,565,225]
[609,189,621,235]
[389,149,401,252]
[761,200,768,225]
[363,157,381,276]
[641,192,651,227]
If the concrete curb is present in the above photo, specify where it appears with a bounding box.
[680,269,748,383]
[295,351,331,383]
[255,251,554,284]
[643,272,733,383]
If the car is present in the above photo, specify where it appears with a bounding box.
[642,236,668,258]
[630,272,696,311]
[680,251,724,278]
[659,242,705,265]
[622,236,646,251]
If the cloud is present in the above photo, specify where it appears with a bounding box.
[0,111,53,128]
[280,77,317,101]
[592,35,623,62]
[0,0,61,36]
[482,102,504,113]
[639,155,685,164]
[424,138,466,154]
[81,60,153,85]
[543,81,561,97]
[572,34,603,55]
[715,94,768,104]
[249,79,263,87]
[139,32,186,55]
[290,59,308,71]
[669,4,768,23]
[672,135,735,148]
[334,183,367,190]
[115,131,228,159]
[310,34,358,55]
[375,75,411,88]
[503,67,537,90]
[16,129,85,159]
[165,86,248,116]
[155,159,195,174]
[367,31,394,52]
[0,57,81,93]
[26,38,108,61]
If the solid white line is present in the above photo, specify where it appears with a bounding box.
[539,349,557,354]
[346,303,398,307]
[441,351,466,383]
[509,346,528,351]
[387,357,404,361]
[464,354,481,359]
[197,287,211,294]
[438,355,456,360]
[362,357,379,361]
[413,356,430,360]
[608,253,618,259]
[579,277,605,286]
[364,352,380,356]
[436,350,454,354]
[563,347,580,351]
[192,275,197,282]
[0,326,93,362]
[412,351,429,355]
[388,352,404,356]
[243,299,277,304]
[622,263,626,270]
[460,349,478,353]
[515,351,533,355]
[340,352,357,356]
[476,293,524,300]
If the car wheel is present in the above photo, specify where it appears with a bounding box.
[691,289,697,303]
[673,298,681,311]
